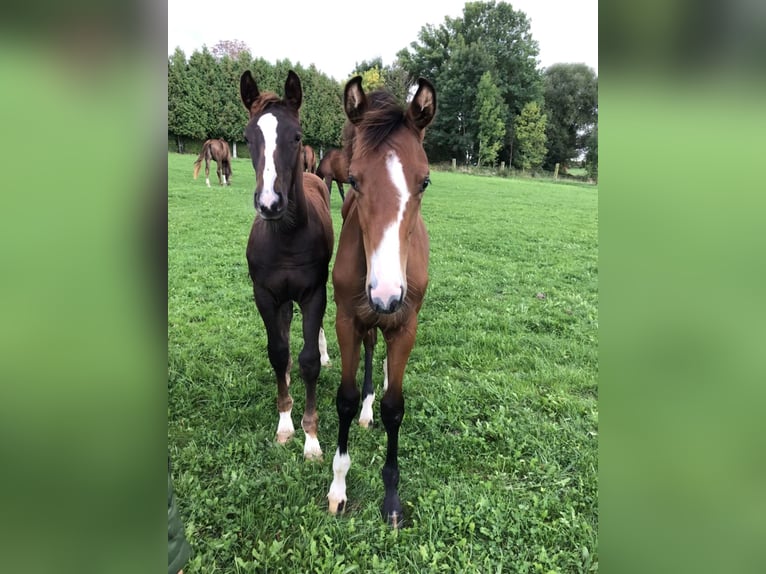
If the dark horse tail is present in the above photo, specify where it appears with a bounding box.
[192,141,211,179]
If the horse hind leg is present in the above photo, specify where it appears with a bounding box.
[257,299,295,444]
[359,329,377,428]
[205,158,211,187]
[319,326,331,367]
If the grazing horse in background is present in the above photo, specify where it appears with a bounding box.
[240,69,334,459]
[303,144,316,174]
[316,148,348,203]
[326,76,437,526]
[193,138,232,187]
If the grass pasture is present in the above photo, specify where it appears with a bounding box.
[168,152,598,573]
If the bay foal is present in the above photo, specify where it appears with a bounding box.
[327,76,436,526]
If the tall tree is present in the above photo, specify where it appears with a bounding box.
[187,47,219,138]
[476,71,507,167]
[397,0,542,164]
[167,48,208,149]
[514,101,548,172]
[542,63,598,170]
[584,124,598,181]
[214,54,250,151]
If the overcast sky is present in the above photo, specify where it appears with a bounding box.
[168,0,597,81]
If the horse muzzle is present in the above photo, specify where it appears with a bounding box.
[255,190,285,219]
[367,283,404,314]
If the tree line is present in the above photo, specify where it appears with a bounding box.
[168,1,597,179]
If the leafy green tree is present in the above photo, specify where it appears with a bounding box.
[187,47,219,138]
[584,124,597,181]
[215,54,250,151]
[476,71,507,167]
[542,63,598,170]
[397,0,542,164]
[514,101,548,172]
[168,48,209,150]
[296,65,345,152]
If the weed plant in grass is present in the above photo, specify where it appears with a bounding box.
[168,153,598,573]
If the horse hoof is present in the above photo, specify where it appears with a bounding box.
[385,510,404,529]
[275,430,294,444]
[328,498,346,515]
[358,418,373,429]
[303,435,323,460]
[382,494,403,527]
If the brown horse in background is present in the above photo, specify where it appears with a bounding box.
[193,138,232,187]
[303,144,316,174]
[316,148,348,203]
[326,76,436,527]
[240,69,334,460]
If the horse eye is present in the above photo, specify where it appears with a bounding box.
[348,175,360,191]
[420,176,431,192]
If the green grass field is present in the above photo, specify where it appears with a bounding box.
[168,152,598,573]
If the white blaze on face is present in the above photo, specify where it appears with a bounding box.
[368,151,409,305]
[256,113,280,208]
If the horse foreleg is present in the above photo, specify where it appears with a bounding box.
[328,313,362,515]
[358,328,378,428]
[379,322,417,527]
[338,181,345,202]
[256,295,294,443]
[297,293,328,460]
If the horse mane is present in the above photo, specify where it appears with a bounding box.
[248,91,286,117]
[344,90,411,160]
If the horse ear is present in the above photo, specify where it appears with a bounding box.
[343,76,367,125]
[240,70,260,113]
[407,78,437,132]
[284,70,302,111]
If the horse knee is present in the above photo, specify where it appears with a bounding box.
[267,341,290,372]
[298,347,320,381]
[336,385,360,423]
[380,395,404,431]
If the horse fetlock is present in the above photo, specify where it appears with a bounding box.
[276,410,294,443]
[382,492,404,528]
[359,393,375,428]
[303,434,323,460]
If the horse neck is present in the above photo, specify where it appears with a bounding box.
[288,160,309,226]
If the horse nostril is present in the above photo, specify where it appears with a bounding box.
[369,286,404,314]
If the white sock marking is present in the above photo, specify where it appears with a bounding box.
[327,449,351,512]
[359,393,375,427]
[319,327,330,366]
[276,409,294,442]
[383,357,389,392]
[303,434,322,459]
[205,177,211,187]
